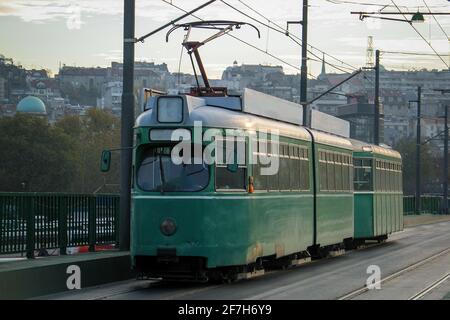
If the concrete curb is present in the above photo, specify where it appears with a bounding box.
[0,251,135,300]
[404,214,450,228]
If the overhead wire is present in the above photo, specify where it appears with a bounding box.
[224,0,358,73]
[422,0,449,40]
[232,0,376,88]
[390,0,449,69]
[224,0,379,89]
[382,50,450,57]
[160,0,309,76]
[324,0,448,10]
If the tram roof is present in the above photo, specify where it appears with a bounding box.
[350,139,402,160]
[136,92,355,150]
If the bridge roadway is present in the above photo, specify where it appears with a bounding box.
[43,221,450,300]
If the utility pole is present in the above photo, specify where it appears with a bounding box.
[374,49,380,145]
[416,86,422,214]
[444,104,448,214]
[120,0,135,251]
[300,0,308,127]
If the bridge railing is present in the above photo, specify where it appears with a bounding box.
[0,193,119,258]
[403,195,448,215]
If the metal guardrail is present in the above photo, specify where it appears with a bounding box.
[0,192,446,258]
[0,193,119,258]
[403,195,449,215]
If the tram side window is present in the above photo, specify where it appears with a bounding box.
[268,142,280,191]
[394,163,400,191]
[319,151,327,191]
[354,158,373,191]
[279,144,291,190]
[327,152,335,191]
[389,162,395,191]
[341,156,347,190]
[335,154,342,191]
[381,161,387,191]
[395,164,399,191]
[216,138,247,190]
[290,145,301,190]
[300,148,310,190]
[348,155,353,190]
[387,163,391,191]
[253,140,267,191]
[374,161,377,190]
[342,155,350,191]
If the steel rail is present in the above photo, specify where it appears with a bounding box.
[338,246,450,300]
[409,272,450,300]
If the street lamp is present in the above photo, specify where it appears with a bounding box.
[350,10,449,24]
[411,11,425,23]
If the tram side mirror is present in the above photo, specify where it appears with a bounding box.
[100,150,111,172]
[227,163,238,173]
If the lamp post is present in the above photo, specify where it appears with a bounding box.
[287,0,308,127]
[374,49,380,145]
[416,86,422,215]
[408,87,422,214]
[120,0,135,251]
[444,104,448,214]
[433,89,450,214]
[300,0,308,127]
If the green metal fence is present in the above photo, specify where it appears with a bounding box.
[1,192,446,258]
[0,193,119,258]
[403,195,448,215]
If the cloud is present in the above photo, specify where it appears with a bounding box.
[2,0,449,75]
[0,0,185,23]
[0,3,15,14]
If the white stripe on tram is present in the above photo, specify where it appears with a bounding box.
[133,193,353,200]
[133,194,313,200]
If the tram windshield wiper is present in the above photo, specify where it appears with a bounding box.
[158,153,166,194]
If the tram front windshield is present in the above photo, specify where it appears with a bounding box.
[137,146,209,192]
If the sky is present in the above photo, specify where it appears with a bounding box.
[0,0,449,78]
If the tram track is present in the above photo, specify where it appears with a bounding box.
[408,272,450,300]
[46,221,450,300]
[338,246,450,300]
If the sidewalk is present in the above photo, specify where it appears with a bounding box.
[404,214,450,228]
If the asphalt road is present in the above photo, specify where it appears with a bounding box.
[45,221,450,300]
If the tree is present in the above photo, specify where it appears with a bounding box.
[394,138,440,195]
[78,108,120,193]
[0,114,78,192]
[0,109,121,193]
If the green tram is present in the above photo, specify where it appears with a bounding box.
[351,140,403,243]
[121,90,403,281]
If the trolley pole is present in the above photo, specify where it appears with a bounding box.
[300,0,308,127]
[374,49,380,145]
[444,104,449,214]
[416,86,422,214]
[120,0,135,251]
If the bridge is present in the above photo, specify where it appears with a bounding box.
[1,192,450,299]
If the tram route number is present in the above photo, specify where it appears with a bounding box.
[178,304,272,318]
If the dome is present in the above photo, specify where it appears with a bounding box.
[16,96,46,114]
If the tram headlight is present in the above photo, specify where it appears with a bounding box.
[160,218,177,236]
[157,97,183,123]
